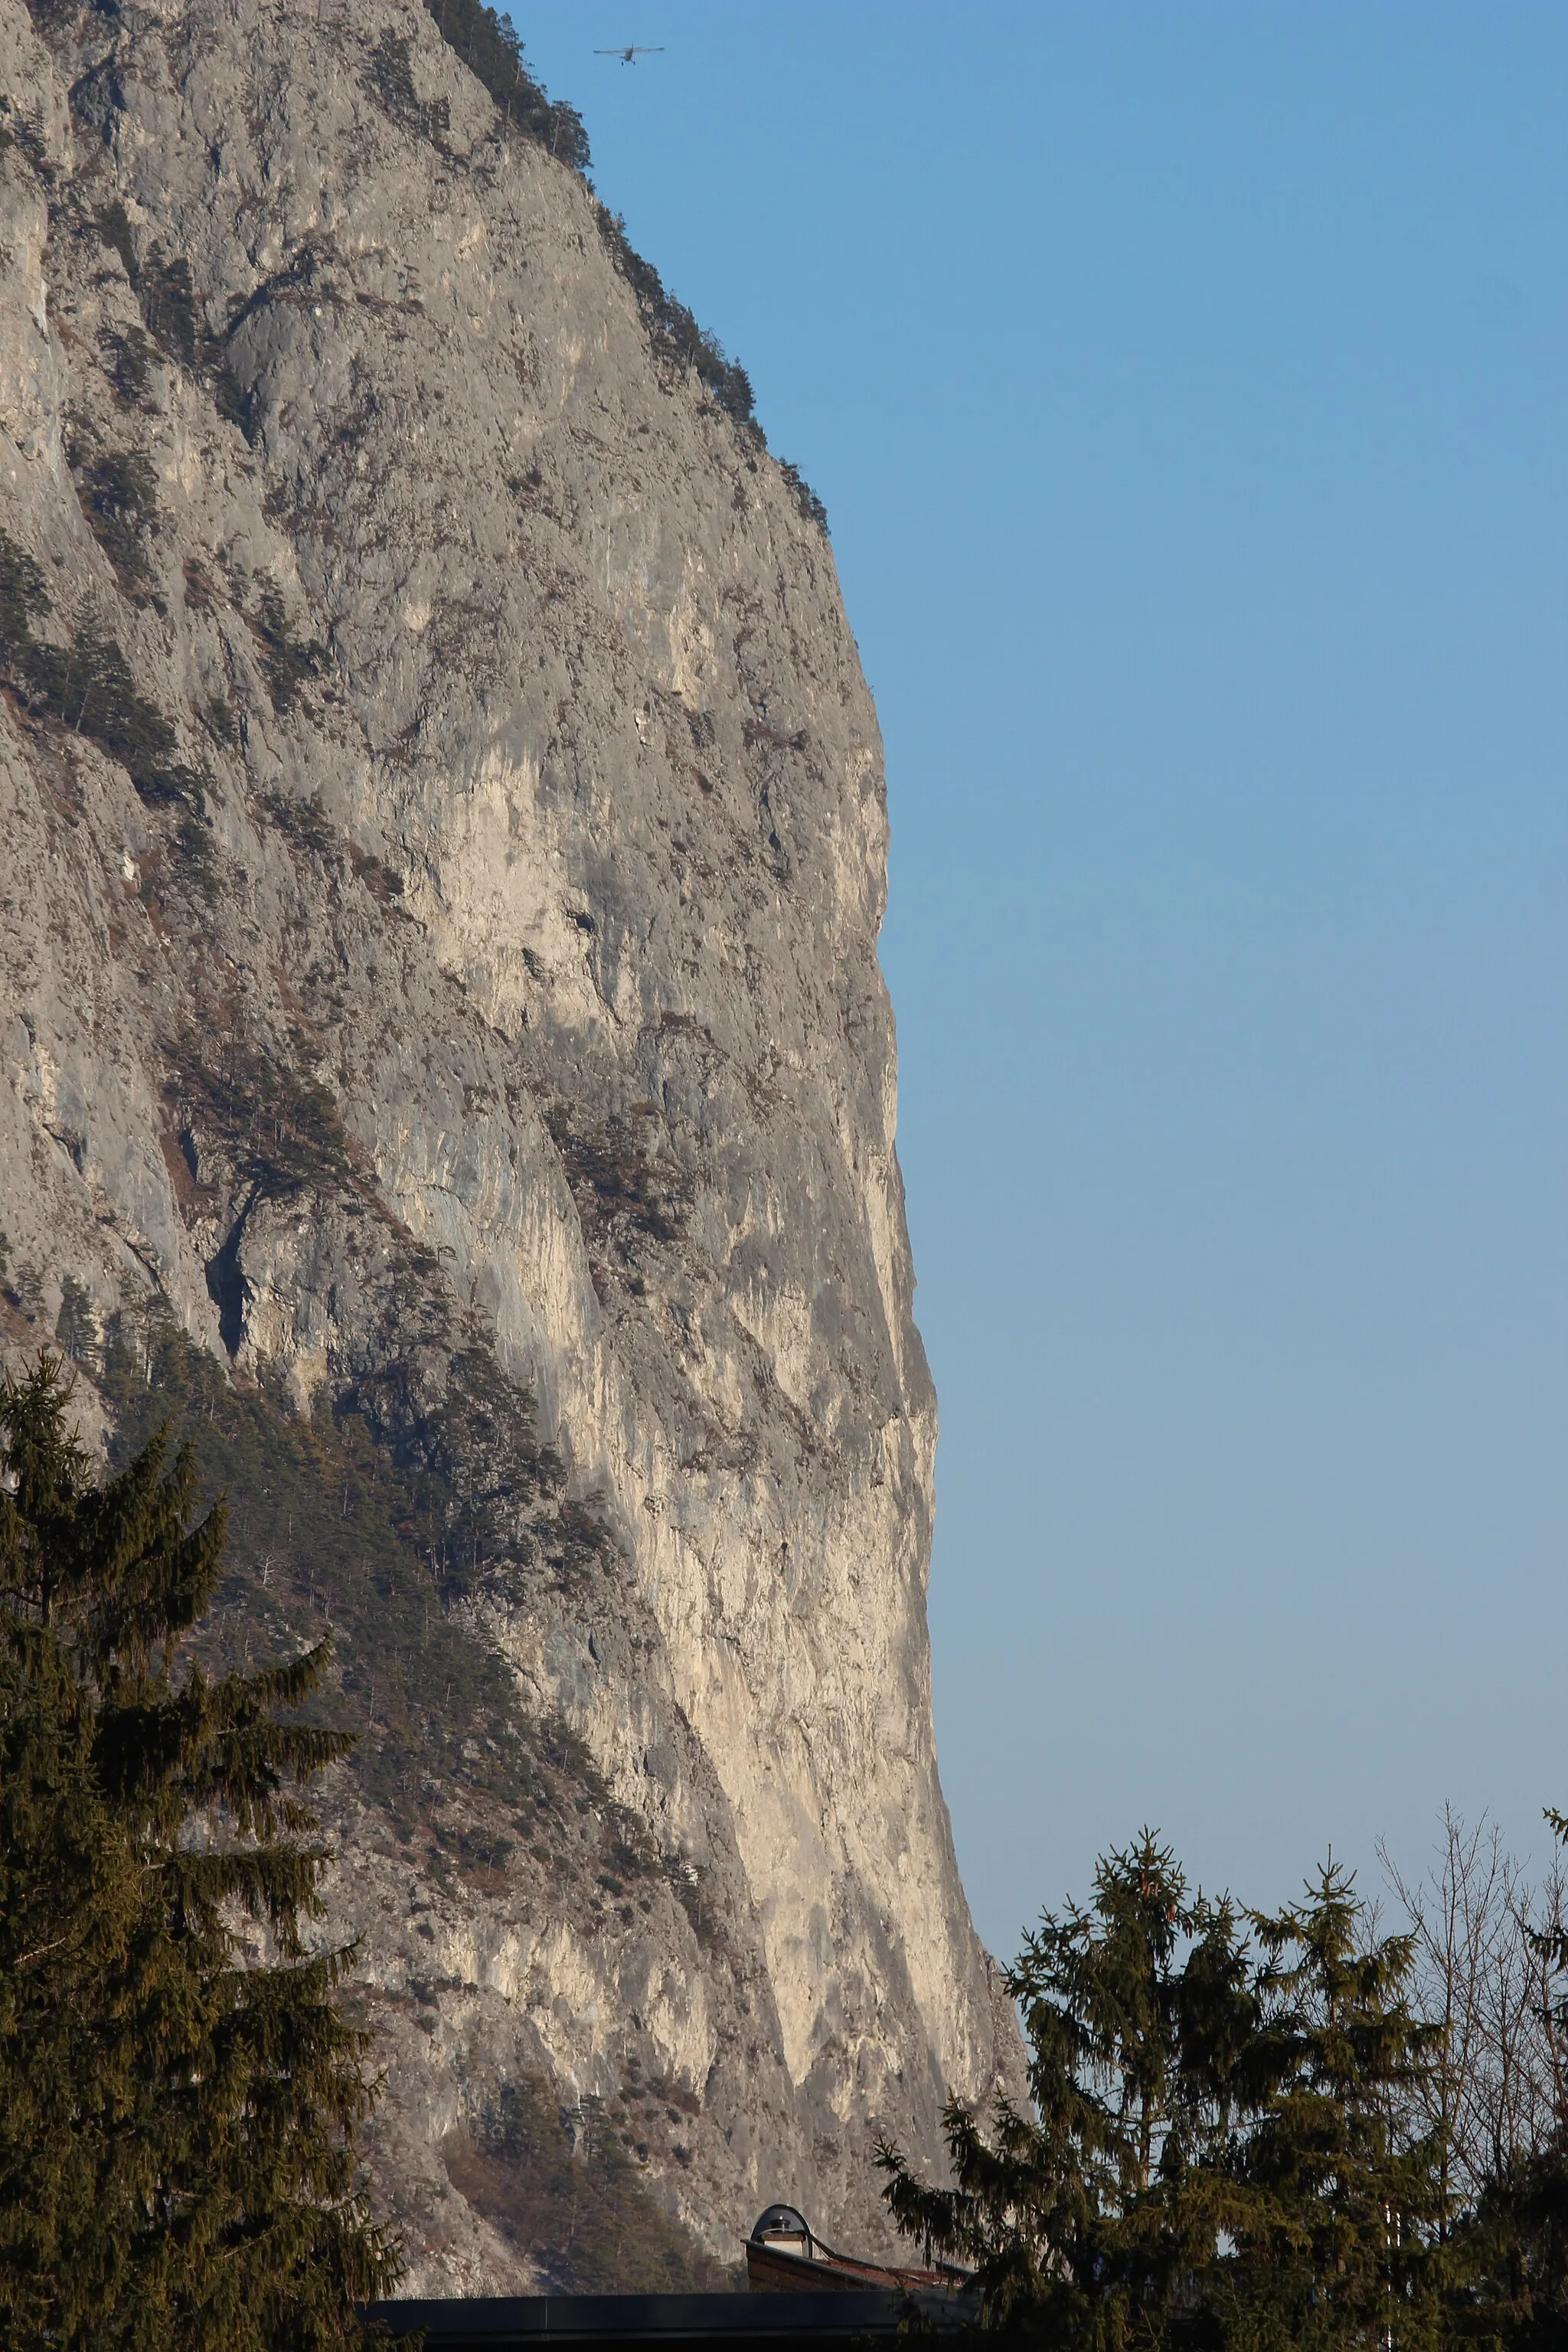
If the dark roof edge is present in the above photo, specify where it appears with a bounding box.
[367,2288,979,2343]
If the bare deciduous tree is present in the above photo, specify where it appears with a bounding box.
[1381,1805,1568,2228]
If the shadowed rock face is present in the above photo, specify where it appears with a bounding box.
[0,0,1022,2291]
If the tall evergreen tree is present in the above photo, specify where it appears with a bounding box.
[878,1831,1257,2345]
[0,1357,399,2349]
[1208,1861,1446,2352]
[879,1841,1465,2350]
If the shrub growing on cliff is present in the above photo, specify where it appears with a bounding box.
[423,0,590,167]
[0,526,202,807]
[72,447,159,590]
[0,1357,399,2348]
[593,204,757,430]
[93,208,251,433]
[587,208,829,528]
[776,460,830,534]
[248,580,323,714]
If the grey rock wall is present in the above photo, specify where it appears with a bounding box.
[0,0,1021,2288]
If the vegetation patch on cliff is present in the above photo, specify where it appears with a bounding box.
[444,2078,737,2292]
[546,1100,692,1258]
[423,0,590,168]
[414,0,828,528]
[94,1308,604,1864]
[0,528,204,808]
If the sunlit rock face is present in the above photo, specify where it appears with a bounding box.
[0,0,1021,2288]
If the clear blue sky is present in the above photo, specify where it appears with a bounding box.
[512,2,1568,1956]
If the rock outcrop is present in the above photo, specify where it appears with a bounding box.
[0,0,1021,2290]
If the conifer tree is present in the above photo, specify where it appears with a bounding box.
[1213,1860,1446,2351]
[878,1831,1257,2344]
[0,1357,400,2349]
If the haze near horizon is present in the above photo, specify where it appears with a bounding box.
[515,0,1568,1955]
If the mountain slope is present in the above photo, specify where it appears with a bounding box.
[0,0,1021,2289]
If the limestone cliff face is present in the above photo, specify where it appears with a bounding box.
[0,0,1020,2289]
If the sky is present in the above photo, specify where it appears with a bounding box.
[511,2,1568,1958]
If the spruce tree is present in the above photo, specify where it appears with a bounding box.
[1213,1860,1446,2352]
[878,1831,1257,2344]
[0,1357,400,2348]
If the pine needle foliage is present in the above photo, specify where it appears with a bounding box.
[0,1357,400,2350]
[1460,2153,1568,2351]
[880,1838,1451,2351]
[1217,1861,1446,2351]
[878,1831,1259,2345]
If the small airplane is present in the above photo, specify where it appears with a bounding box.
[595,44,664,64]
